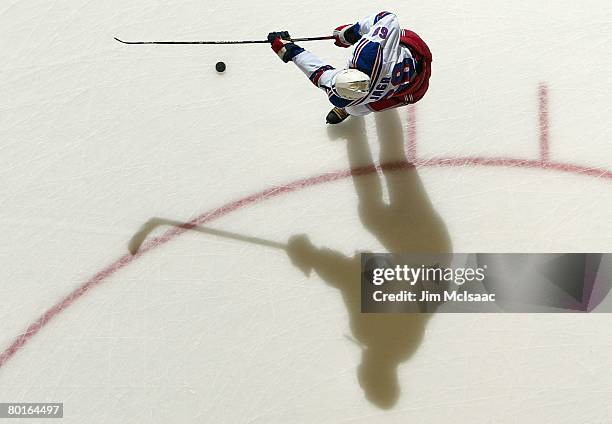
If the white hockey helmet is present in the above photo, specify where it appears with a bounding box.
[335,68,371,100]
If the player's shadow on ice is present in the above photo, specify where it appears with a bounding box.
[127,109,451,410]
[285,109,451,408]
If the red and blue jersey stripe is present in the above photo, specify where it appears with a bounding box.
[309,65,334,86]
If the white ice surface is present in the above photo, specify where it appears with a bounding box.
[1,0,611,422]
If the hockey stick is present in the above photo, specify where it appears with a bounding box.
[128,217,287,255]
[114,36,334,45]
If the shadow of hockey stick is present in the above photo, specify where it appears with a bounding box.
[128,217,287,256]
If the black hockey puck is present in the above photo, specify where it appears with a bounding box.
[215,61,226,73]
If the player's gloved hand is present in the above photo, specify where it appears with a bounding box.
[286,234,315,277]
[267,31,292,42]
[267,31,304,63]
[333,24,361,48]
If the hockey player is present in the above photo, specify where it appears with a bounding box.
[268,11,432,124]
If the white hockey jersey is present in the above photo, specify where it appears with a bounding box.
[292,12,420,116]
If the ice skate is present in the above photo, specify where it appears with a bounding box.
[326,107,350,124]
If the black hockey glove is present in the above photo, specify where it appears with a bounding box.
[268,31,304,63]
